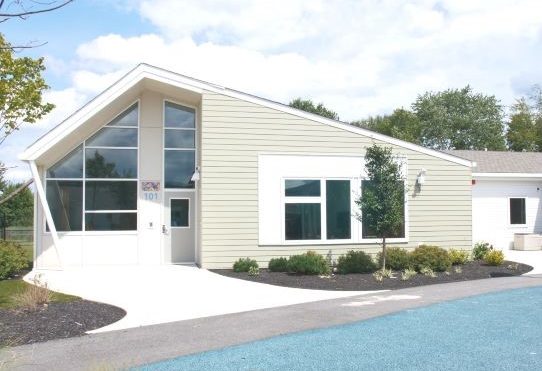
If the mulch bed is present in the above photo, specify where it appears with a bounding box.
[213,260,533,291]
[0,300,126,347]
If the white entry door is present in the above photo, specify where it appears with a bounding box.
[163,191,195,263]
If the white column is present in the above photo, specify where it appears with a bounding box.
[29,161,63,269]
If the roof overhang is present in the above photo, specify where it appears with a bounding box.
[20,63,474,167]
[473,172,542,180]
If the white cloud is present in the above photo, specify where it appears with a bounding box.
[3,0,542,181]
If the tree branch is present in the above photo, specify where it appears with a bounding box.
[0,178,33,206]
[0,0,73,17]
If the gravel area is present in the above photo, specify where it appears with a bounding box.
[213,260,532,291]
[0,300,126,347]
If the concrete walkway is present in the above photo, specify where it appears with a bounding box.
[504,249,542,274]
[3,274,542,371]
[23,265,374,332]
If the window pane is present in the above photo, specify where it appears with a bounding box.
[85,149,137,178]
[285,203,321,240]
[86,127,137,147]
[46,145,83,179]
[285,180,320,197]
[326,180,351,239]
[108,104,138,126]
[164,150,195,188]
[85,213,137,231]
[361,180,405,239]
[86,181,137,210]
[46,180,82,231]
[165,102,195,128]
[165,129,195,149]
[171,199,189,227]
[510,198,526,224]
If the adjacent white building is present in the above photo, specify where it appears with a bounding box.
[450,150,542,250]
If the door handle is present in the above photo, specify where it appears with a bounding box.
[162,225,168,234]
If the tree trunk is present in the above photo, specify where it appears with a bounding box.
[382,236,387,270]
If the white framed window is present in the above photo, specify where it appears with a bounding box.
[509,197,526,225]
[45,102,139,232]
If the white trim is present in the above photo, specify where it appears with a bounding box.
[20,64,473,167]
[473,172,542,179]
[29,161,63,268]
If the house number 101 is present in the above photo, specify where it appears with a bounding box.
[144,192,159,201]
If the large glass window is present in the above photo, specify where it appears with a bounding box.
[284,179,351,241]
[510,198,526,225]
[361,180,405,239]
[326,180,351,239]
[45,103,139,231]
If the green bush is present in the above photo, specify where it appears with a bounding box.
[410,245,451,272]
[472,242,493,260]
[337,250,377,274]
[268,257,289,272]
[233,257,259,273]
[484,250,504,266]
[0,241,29,280]
[377,247,411,270]
[448,249,470,265]
[287,251,330,275]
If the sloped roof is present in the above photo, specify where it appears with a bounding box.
[20,63,472,166]
[448,150,542,174]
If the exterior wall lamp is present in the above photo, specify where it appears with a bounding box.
[191,167,201,182]
[417,168,427,186]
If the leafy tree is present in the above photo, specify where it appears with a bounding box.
[352,109,421,144]
[507,86,542,152]
[289,98,339,120]
[0,182,33,227]
[413,86,506,150]
[356,144,405,270]
[0,34,55,145]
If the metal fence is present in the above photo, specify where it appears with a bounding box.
[1,226,33,243]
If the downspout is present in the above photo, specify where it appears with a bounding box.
[28,160,63,269]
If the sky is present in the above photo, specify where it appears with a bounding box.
[2,0,542,181]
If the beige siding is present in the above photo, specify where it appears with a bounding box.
[200,91,472,269]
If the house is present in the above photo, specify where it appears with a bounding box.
[448,150,542,250]
[20,64,474,269]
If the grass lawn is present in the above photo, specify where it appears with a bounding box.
[0,279,79,310]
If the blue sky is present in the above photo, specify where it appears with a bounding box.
[2,0,542,181]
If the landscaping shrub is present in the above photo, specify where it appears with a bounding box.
[472,242,493,260]
[484,250,504,266]
[410,245,451,272]
[336,251,377,274]
[0,241,29,280]
[233,257,259,273]
[287,251,330,275]
[420,266,437,278]
[248,266,260,276]
[12,274,51,310]
[268,257,289,272]
[377,247,411,270]
[401,268,417,281]
[448,249,470,265]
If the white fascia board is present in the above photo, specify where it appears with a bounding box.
[20,63,473,168]
[473,172,542,179]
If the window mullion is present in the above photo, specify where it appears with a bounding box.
[321,179,327,241]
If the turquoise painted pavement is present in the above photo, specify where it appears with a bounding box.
[137,286,542,370]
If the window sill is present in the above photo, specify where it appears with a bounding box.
[261,238,409,246]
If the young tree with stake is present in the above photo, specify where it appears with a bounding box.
[356,144,405,271]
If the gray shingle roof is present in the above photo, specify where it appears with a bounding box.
[446,150,542,174]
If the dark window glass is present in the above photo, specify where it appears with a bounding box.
[46,180,83,231]
[85,181,137,210]
[326,180,351,239]
[361,180,405,239]
[164,150,195,188]
[285,179,320,197]
[164,129,195,149]
[46,146,83,178]
[86,127,137,147]
[165,102,195,128]
[510,198,526,224]
[285,203,321,240]
[85,213,137,231]
[85,149,137,178]
[108,103,138,126]
[171,199,189,227]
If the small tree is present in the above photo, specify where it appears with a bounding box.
[356,144,405,270]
